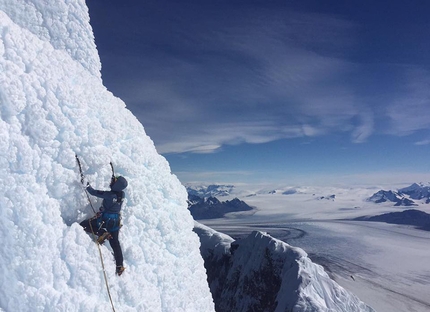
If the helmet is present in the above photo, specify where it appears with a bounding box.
[110,176,128,191]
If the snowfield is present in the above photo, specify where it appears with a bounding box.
[199,185,430,312]
[0,1,214,311]
[195,222,374,312]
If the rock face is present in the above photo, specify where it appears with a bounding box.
[188,195,253,219]
[398,183,430,203]
[367,190,417,206]
[367,183,430,206]
[194,223,375,312]
[354,209,430,230]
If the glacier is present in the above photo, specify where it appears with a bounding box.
[194,222,375,312]
[0,0,214,311]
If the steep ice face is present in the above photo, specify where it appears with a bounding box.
[0,0,100,77]
[0,2,214,311]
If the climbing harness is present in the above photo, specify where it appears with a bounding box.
[99,212,121,232]
[75,154,116,312]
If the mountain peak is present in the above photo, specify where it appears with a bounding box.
[187,184,235,197]
[367,184,429,206]
[187,194,253,219]
[194,223,374,312]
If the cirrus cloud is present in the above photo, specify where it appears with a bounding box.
[94,1,427,154]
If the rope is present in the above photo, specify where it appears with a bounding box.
[89,218,116,312]
[75,155,116,312]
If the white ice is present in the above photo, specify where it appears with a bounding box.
[200,184,430,312]
[0,1,214,311]
[195,222,374,311]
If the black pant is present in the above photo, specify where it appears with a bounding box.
[80,218,123,267]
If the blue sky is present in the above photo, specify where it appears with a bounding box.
[87,0,430,185]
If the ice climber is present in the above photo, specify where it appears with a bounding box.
[80,175,128,276]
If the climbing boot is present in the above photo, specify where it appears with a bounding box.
[116,265,125,276]
[97,231,112,245]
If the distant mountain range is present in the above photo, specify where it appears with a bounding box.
[398,183,430,203]
[367,182,430,206]
[187,184,333,198]
[367,190,417,206]
[187,183,430,211]
[187,194,254,219]
[186,184,254,219]
[186,184,235,197]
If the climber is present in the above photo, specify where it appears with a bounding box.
[80,175,128,276]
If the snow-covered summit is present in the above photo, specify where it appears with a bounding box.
[194,223,375,312]
[187,184,236,197]
[399,182,430,191]
[0,1,213,311]
[398,182,430,203]
[367,190,416,206]
[368,182,430,206]
[188,195,253,219]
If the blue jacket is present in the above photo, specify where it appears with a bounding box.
[87,176,128,214]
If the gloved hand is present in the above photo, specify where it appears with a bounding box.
[96,208,104,218]
[81,176,90,188]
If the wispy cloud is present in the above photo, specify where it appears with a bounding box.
[414,139,430,146]
[385,68,430,136]
[102,1,428,154]
[156,121,298,154]
[351,109,374,143]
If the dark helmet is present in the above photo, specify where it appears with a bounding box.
[110,176,128,191]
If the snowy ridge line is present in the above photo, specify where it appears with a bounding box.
[0,1,214,311]
[195,223,375,312]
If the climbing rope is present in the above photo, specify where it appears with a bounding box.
[75,155,116,312]
[89,219,116,312]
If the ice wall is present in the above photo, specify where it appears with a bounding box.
[0,1,214,311]
[0,0,100,77]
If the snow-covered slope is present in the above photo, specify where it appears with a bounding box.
[187,184,236,197]
[367,190,416,206]
[0,1,214,311]
[194,223,375,312]
[188,195,254,219]
[398,182,430,203]
[366,183,430,206]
